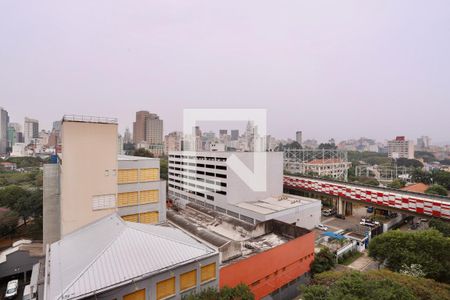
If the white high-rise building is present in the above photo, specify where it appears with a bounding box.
[0,108,9,154]
[168,151,321,229]
[24,117,39,145]
[388,136,414,159]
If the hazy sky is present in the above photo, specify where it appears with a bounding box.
[1,1,449,143]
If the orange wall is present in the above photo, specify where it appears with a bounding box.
[219,231,315,300]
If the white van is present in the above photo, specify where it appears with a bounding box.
[23,285,32,300]
[5,279,19,299]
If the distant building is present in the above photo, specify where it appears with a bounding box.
[230,129,239,141]
[388,136,414,159]
[0,107,9,154]
[133,110,150,144]
[133,111,164,156]
[11,143,27,157]
[296,131,302,145]
[123,127,132,144]
[42,214,219,300]
[219,129,228,137]
[165,131,183,153]
[303,139,318,149]
[24,117,39,145]
[417,136,431,150]
[168,151,321,229]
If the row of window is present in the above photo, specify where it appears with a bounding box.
[169,160,227,171]
[117,190,159,207]
[169,154,227,162]
[123,263,216,300]
[118,168,159,184]
[168,179,226,196]
[169,182,226,198]
[122,211,159,224]
[169,172,227,187]
[168,166,227,179]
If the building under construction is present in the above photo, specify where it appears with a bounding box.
[284,149,351,181]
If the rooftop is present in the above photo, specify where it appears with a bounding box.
[117,154,159,161]
[62,115,118,125]
[168,204,310,264]
[235,194,319,216]
[45,214,216,300]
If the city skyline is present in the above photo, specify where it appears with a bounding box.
[1,1,450,142]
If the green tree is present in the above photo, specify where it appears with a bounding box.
[429,219,450,237]
[425,184,448,196]
[318,143,337,150]
[388,179,406,189]
[433,170,450,190]
[183,284,254,300]
[310,248,335,275]
[356,176,379,186]
[368,230,450,283]
[0,211,20,237]
[411,169,432,184]
[302,270,450,300]
[160,156,168,180]
[396,158,424,168]
[0,185,42,225]
[133,148,154,158]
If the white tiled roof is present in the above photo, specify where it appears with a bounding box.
[45,214,216,300]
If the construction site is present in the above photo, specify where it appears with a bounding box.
[284,149,351,181]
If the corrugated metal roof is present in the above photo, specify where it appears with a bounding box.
[45,214,216,300]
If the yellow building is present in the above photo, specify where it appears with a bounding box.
[117,155,166,224]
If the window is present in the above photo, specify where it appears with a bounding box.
[118,169,138,184]
[122,214,138,223]
[140,168,159,181]
[156,277,175,300]
[123,289,145,300]
[140,190,159,203]
[92,194,116,210]
[201,263,216,283]
[117,192,138,207]
[180,270,197,291]
[139,211,159,224]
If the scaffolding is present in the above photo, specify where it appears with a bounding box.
[284,149,351,181]
[355,164,412,182]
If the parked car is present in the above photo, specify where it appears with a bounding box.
[5,279,19,299]
[316,224,329,231]
[322,208,336,216]
[335,214,346,220]
[360,218,380,227]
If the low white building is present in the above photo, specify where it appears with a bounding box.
[168,151,320,229]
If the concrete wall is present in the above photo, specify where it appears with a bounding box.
[219,231,315,300]
[43,164,61,247]
[88,254,219,300]
[60,121,118,236]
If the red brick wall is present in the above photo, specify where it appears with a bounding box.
[219,231,315,300]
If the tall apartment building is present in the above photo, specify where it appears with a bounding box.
[43,115,167,246]
[117,155,166,223]
[417,136,431,150]
[24,117,39,145]
[133,110,150,143]
[168,151,320,229]
[0,108,9,154]
[165,131,183,153]
[296,131,302,145]
[132,111,164,156]
[388,136,414,159]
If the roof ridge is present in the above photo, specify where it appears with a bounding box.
[127,223,214,252]
[56,220,127,300]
